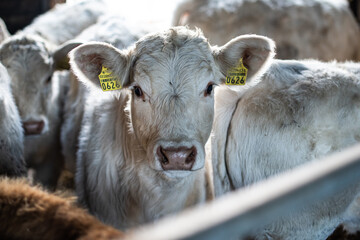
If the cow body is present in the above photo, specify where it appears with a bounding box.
[22,0,105,45]
[174,0,360,61]
[70,27,275,229]
[211,59,360,239]
[0,63,26,177]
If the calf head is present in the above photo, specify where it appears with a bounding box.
[0,34,80,136]
[70,27,274,177]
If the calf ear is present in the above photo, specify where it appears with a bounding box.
[0,18,10,43]
[213,34,275,83]
[69,42,132,90]
[53,40,83,70]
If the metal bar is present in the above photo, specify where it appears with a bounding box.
[124,143,360,240]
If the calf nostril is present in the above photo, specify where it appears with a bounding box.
[185,150,196,164]
[157,147,169,165]
[157,146,197,171]
[161,152,169,165]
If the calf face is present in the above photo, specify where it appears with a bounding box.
[0,35,80,136]
[70,27,274,177]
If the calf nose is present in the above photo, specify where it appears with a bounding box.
[157,146,197,171]
[23,121,45,135]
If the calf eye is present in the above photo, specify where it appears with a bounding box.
[205,83,214,96]
[46,75,52,84]
[134,86,143,97]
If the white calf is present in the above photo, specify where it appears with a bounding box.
[69,26,275,229]
[211,59,360,239]
[0,34,80,188]
[0,63,26,177]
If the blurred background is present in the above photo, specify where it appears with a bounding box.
[0,0,183,34]
[0,0,359,61]
[0,0,358,33]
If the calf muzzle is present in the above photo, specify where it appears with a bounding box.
[157,146,197,171]
[23,121,45,135]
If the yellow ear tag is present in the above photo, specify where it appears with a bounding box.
[225,58,248,85]
[98,66,122,91]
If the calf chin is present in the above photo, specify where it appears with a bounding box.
[163,170,194,179]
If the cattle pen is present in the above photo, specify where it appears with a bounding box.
[124,143,360,240]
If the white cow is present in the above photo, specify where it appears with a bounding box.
[0,34,80,188]
[22,0,105,45]
[0,22,25,178]
[61,15,149,174]
[173,0,360,61]
[69,26,275,229]
[0,62,26,177]
[210,58,360,239]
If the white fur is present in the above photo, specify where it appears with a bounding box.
[22,0,105,45]
[0,34,79,188]
[70,27,274,229]
[0,62,26,177]
[0,18,10,43]
[211,59,360,239]
[60,15,150,173]
[174,0,360,61]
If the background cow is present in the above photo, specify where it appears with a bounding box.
[22,0,105,45]
[0,33,80,188]
[0,19,25,178]
[0,63,26,178]
[0,177,123,240]
[173,0,360,61]
[210,58,360,239]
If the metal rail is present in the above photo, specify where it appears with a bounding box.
[124,143,360,240]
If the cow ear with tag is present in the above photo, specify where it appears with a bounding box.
[212,34,275,85]
[69,42,133,92]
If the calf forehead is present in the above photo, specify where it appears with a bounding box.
[0,36,53,79]
[133,29,217,98]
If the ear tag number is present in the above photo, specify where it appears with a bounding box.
[98,66,122,91]
[225,58,248,86]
